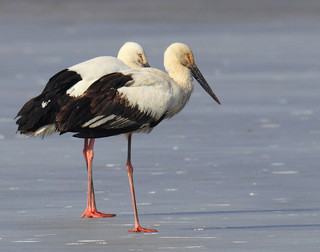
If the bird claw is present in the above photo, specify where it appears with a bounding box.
[128,226,158,233]
[80,209,116,218]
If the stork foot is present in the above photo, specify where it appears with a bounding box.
[128,225,158,233]
[80,209,116,218]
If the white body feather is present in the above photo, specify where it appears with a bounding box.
[118,68,193,121]
[67,57,129,97]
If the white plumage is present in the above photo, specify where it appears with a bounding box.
[66,57,128,97]
[66,42,149,97]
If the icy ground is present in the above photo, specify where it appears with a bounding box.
[0,1,320,251]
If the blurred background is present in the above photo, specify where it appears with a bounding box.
[0,1,320,251]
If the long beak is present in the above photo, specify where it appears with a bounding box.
[189,64,221,105]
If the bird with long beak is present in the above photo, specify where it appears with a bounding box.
[55,42,220,232]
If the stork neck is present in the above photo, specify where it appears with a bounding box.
[167,63,194,92]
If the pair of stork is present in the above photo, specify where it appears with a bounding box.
[16,42,221,233]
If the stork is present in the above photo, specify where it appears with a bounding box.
[55,42,221,232]
[16,42,149,218]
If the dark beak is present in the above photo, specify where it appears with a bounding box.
[143,62,150,67]
[189,63,221,105]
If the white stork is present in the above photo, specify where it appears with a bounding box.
[16,42,149,219]
[55,42,221,232]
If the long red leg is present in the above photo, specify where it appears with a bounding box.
[80,138,116,218]
[126,133,157,232]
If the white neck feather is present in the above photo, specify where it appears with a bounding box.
[165,59,194,93]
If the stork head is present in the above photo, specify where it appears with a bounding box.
[117,42,150,68]
[164,42,220,105]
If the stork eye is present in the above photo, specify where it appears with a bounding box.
[183,53,192,66]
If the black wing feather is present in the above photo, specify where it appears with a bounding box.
[16,70,82,134]
[57,72,160,138]
[42,69,82,94]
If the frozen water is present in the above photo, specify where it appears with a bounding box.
[1,0,320,251]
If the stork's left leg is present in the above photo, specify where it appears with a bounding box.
[80,138,116,218]
[126,133,157,232]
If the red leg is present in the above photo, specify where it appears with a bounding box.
[126,133,157,232]
[80,138,116,218]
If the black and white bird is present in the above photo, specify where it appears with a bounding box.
[55,42,221,232]
[16,42,149,219]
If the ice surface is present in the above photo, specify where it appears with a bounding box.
[1,0,320,251]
